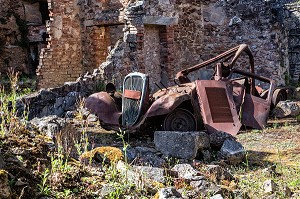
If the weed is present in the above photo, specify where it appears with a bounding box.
[0,68,20,137]
[74,97,90,157]
[272,118,279,129]
[296,114,300,122]
[63,189,72,197]
[242,151,249,170]
[50,147,72,173]
[162,157,179,187]
[95,79,106,92]
[289,178,300,188]
[37,168,51,196]
[117,129,129,165]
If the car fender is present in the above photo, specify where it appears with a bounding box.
[145,92,191,118]
[85,92,121,125]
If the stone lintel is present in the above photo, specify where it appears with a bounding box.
[143,16,178,26]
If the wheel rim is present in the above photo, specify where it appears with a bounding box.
[272,89,287,106]
[163,108,196,131]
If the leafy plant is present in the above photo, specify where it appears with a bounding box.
[0,68,21,137]
[50,147,72,173]
[117,129,129,165]
[37,169,51,196]
[74,97,90,157]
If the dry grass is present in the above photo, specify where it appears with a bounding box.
[233,118,300,198]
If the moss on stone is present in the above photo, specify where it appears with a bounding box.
[0,169,8,180]
[80,146,124,163]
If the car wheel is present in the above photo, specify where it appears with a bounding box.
[163,108,197,131]
[272,89,287,107]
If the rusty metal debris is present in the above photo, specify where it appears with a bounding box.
[85,44,287,135]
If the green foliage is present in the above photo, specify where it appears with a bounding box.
[0,69,21,137]
[296,114,300,122]
[0,68,32,137]
[37,169,51,196]
[74,97,90,157]
[284,73,290,86]
[289,178,300,188]
[117,130,129,164]
[50,147,72,173]
[107,182,135,199]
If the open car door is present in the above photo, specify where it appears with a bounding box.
[195,80,242,135]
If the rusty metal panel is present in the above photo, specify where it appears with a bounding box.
[205,87,234,123]
[146,83,195,118]
[195,80,241,135]
[231,81,245,113]
[85,92,121,125]
[146,92,191,118]
[123,89,141,100]
[241,94,270,129]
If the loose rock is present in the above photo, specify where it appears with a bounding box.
[0,170,11,199]
[210,194,224,199]
[229,16,242,26]
[209,131,235,149]
[171,164,201,179]
[29,115,80,157]
[219,139,245,165]
[154,131,210,160]
[283,186,292,197]
[133,166,166,183]
[263,179,278,193]
[129,146,165,167]
[29,115,67,139]
[294,87,300,100]
[272,100,300,118]
[207,165,234,182]
[157,187,183,199]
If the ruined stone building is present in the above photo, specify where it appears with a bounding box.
[0,0,299,90]
[0,0,49,76]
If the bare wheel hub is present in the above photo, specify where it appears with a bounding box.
[163,108,197,131]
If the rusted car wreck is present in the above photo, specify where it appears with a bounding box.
[85,44,286,135]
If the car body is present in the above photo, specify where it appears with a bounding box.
[85,44,287,135]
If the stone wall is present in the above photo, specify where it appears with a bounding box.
[36,0,82,89]
[0,0,49,77]
[81,24,125,73]
[129,0,298,88]
[218,0,289,86]
[80,0,299,91]
[1,0,300,90]
[173,1,205,81]
[144,25,160,92]
[78,0,129,73]
[283,1,300,83]
[0,0,28,75]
